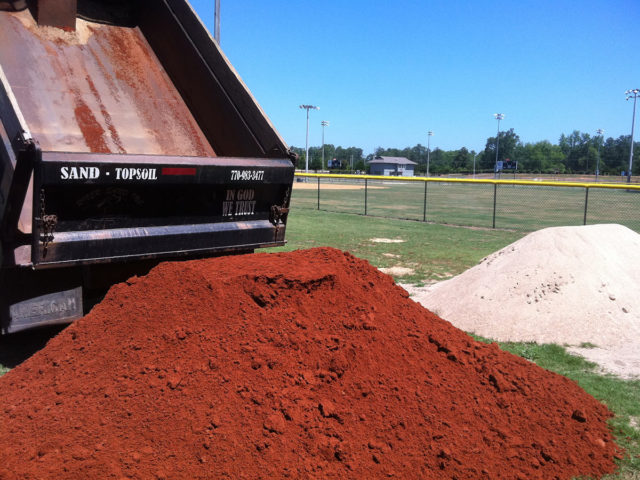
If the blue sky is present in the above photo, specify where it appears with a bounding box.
[189,0,639,155]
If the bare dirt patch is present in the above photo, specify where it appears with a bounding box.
[370,238,405,243]
[408,224,640,379]
[379,266,414,277]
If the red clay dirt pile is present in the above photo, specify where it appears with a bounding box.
[0,248,621,479]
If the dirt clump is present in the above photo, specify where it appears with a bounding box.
[0,248,621,479]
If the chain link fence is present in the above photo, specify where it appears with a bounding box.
[291,174,640,233]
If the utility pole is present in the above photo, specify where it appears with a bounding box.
[214,0,220,44]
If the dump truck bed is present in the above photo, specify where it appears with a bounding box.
[0,9,214,157]
[1,0,291,157]
[0,0,294,333]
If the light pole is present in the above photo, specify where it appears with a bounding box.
[473,151,480,178]
[595,128,604,182]
[321,120,329,171]
[299,104,319,174]
[493,113,504,178]
[625,89,639,183]
[427,131,433,176]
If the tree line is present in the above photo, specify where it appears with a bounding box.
[291,130,639,176]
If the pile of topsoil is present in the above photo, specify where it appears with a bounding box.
[0,248,621,479]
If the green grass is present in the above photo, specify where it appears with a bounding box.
[292,178,640,233]
[271,208,524,285]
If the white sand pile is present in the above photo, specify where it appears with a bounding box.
[409,224,640,378]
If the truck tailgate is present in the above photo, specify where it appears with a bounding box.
[27,151,293,267]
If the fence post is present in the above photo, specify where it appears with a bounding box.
[364,178,368,216]
[492,183,497,229]
[423,180,428,222]
[317,176,320,210]
[583,187,589,225]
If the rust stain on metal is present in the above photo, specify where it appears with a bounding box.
[84,74,125,153]
[0,9,215,157]
[72,93,109,153]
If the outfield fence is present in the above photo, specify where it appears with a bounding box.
[292,173,640,233]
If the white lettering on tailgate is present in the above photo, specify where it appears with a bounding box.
[230,170,264,181]
[115,168,158,180]
[60,166,100,180]
[222,188,257,217]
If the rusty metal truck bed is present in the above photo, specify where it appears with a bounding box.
[0,9,214,156]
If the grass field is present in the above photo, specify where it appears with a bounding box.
[292,177,640,233]
[271,205,524,285]
[271,208,640,479]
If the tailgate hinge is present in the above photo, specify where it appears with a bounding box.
[269,187,290,241]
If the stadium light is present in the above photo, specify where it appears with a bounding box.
[493,113,505,178]
[427,131,433,177]
[299,105,319,174]
[473,151,480,178]
[321,120,329,170]
[625,89,639,183]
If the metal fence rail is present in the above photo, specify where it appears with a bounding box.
[292,173,640,233]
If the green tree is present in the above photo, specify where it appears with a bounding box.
[516,141,565,173]
[481,128,521,170]
[452,147,470,171]
[559,130,593,172]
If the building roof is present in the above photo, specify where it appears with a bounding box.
[368,156,418,166]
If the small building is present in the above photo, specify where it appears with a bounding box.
[368,156,417,177]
